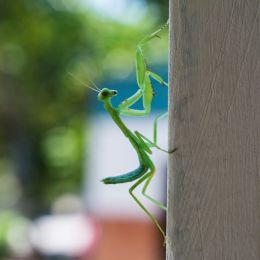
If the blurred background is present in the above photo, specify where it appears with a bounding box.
[0,0,168,259]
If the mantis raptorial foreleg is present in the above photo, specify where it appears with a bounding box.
[118,21,169,117]
[118,89,143,110]
[119,76,153,116]
[118,73,168,116]
[147,71,169,87]
[137,19,169,46]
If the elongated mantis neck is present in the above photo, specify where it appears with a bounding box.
[103,99,132,138]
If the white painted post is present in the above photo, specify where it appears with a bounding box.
[167,1,260,259]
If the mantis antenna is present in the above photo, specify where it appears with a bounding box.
[68,72,101,93]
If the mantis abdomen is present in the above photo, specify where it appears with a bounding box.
[102,164,148,184]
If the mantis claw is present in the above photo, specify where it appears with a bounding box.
[169,147,178,154]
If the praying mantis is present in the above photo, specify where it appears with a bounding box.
[85,21,174,239]
[98,88,176,239]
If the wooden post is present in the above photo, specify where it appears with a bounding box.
[167,1,260,259]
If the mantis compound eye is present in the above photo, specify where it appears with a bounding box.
[101,90,109,96]
[112,90,118,95]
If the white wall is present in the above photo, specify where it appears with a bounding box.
[83,113,168,220]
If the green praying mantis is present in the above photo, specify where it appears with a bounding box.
[74,20,174,239]
[98,87,176,239]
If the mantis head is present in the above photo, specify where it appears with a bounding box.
[98,88,118,102]
[68,73,118,101]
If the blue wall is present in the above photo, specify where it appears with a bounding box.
[90,65,168,114]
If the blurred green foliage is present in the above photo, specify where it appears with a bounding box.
[0,0,168,254]
[146,0,168,20]
[0,0,167,216]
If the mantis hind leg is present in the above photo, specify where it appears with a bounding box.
[129,171,166,238]
[141,170,167,211]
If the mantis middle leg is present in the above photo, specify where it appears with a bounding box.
[133,112,170,153]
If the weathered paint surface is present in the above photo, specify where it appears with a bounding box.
[167,1,260,259]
